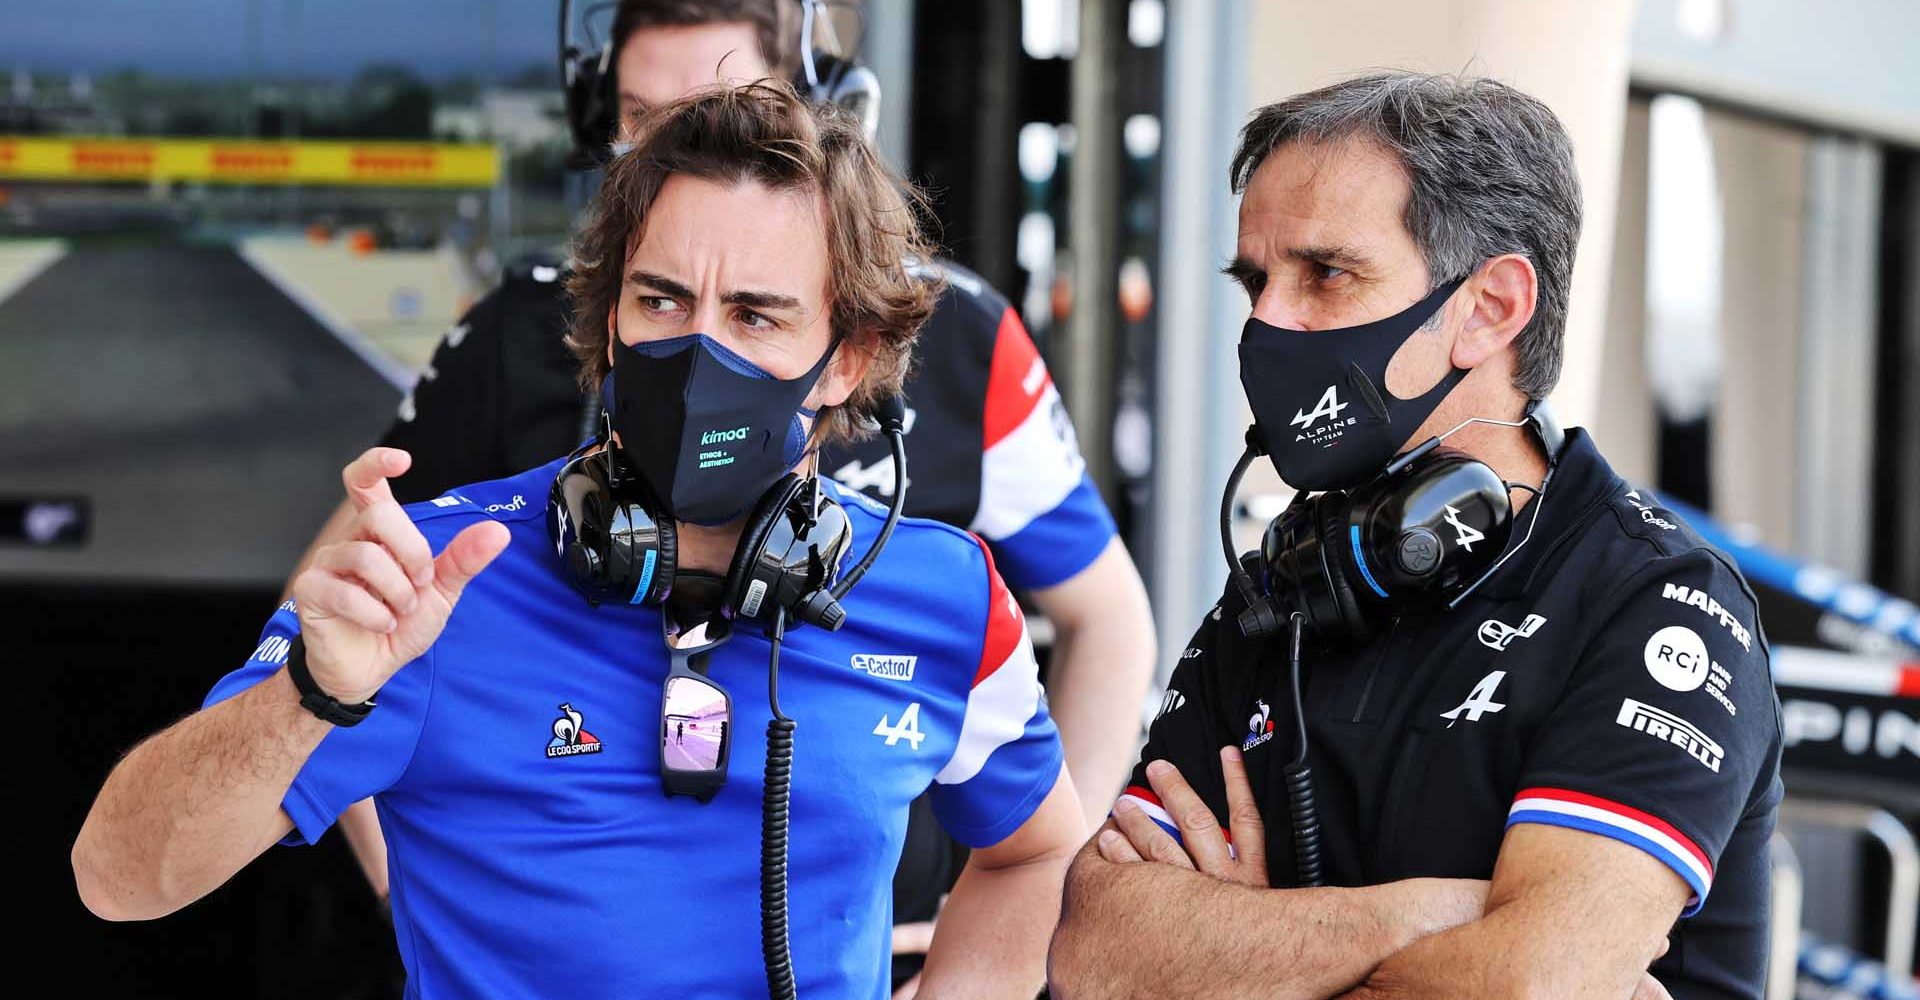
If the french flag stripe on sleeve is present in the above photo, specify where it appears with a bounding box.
[935,539,1044,786]
[1116,786,1182,842]
[1508,787,1714,915]
[974,309,1086,541]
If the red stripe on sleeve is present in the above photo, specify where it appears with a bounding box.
[1515,787,1714,877]
[1897,664,1920,699]
[981,308,1049,450]
[972,534,1027,688]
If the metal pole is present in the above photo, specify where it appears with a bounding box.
[1148,0,1245,687]
[860,0,913,173]
[1066,0,1123,494]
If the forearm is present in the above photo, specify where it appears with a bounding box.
[1344,826,1685,1000]
[1049,626,1154,825]
[72,668,324,921]
[1050,847,1452,1000]
[1341,898,1663,1000]
[338,798,390,899]
[1039,556,1157,828]
[915,846,1074,1000]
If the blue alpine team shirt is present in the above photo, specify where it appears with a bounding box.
[204,459,1064,999]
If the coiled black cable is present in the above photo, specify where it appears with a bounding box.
[1284,611,1324,887]
[761,607,798,1000]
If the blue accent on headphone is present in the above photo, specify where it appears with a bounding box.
[1349,525,1389,599]
[633,549,658,605]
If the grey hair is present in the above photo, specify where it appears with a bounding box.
[1230,72,1583,399]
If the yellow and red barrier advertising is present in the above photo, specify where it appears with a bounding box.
[0,136,499,188]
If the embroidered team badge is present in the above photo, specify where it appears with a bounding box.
[546,702,603,758]
[1242,699,1275,751]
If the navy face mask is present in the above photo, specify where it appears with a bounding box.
[1240,275,1471,491]
[608,332,836,526]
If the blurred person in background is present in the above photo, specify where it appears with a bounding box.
[1049,72,1782,1000]
[73,82,1084,999]
[287,2,1156,992]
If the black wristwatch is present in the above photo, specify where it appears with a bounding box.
[286,635,377,727]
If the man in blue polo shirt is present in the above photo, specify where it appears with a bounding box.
[72,83,1083,999]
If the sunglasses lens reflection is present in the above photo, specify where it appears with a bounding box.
[663,675,728,772]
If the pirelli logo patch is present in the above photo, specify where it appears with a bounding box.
[1616,698,1724,773]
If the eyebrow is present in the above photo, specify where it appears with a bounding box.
[627,270,803,312]
[1222,256,1263,287]
[1287,243,1375,272]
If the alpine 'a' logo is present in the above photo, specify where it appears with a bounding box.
[1443,504,1485,551]
[1291,385,1348,429]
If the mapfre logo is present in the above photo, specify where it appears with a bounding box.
[851,654,917,682]
[1291,385,1348,430]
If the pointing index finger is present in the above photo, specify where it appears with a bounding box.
[343,448,410,513]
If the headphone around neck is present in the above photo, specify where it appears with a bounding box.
[546,396,909,631]
[1223,400,1566,647]
[561,0,882,164]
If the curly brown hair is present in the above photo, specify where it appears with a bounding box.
[566,81,939,444]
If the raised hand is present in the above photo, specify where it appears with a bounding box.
[291,448,510,704]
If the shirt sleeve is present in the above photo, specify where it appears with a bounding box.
[1116,598,1237,845]
[969,307,1118,592]
[1509,549,1781,917]
[377,293,506,505]
[202,598,436,846]
[928,536,1066,848]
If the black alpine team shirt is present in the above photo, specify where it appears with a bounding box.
[1123,428,1783,1000]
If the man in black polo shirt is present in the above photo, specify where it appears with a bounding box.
[1050,72,1781,1000]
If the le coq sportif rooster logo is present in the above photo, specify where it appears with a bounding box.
[546,702,603,758]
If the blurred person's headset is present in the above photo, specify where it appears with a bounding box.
[561,0,882,163]
[1222,400,1565,648]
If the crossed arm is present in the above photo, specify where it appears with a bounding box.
[1048,748,1685,1000]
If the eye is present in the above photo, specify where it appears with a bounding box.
[738,309,774,330]
[638,295,678,314]
[1311,262,1348,282]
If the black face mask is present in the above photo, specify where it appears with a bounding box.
[1240,275,1471,491]
[608,332,836,526]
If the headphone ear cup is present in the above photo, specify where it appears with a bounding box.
[644,505,678,605]
[724,474,807,619]
[563,48,616,164]
[1316,496,1370,644]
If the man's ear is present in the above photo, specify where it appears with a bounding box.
[812,332,876,411]
[1451,253,1537,369]
[606,300,619,370]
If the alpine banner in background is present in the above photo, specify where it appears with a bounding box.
[1668,498,1920,797]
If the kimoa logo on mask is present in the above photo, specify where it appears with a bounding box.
[700,426,750,445]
